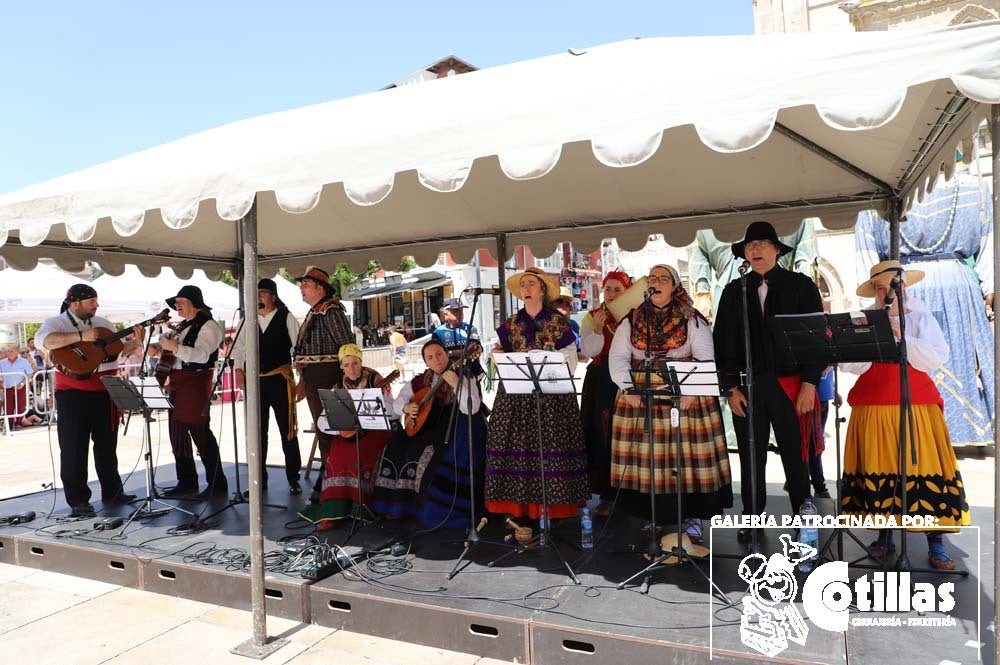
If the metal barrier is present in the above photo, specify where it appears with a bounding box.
[2,369,39,435]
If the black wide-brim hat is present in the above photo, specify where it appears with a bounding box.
[166,284,211,310]
[731,221,794,259]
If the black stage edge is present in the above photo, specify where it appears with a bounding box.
[0,464,992,665]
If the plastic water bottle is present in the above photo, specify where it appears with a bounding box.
[538,506,549,546]
[798,498,819,573]
[580,507,594,549]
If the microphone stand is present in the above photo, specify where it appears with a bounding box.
[200,303,285,524]
[447,289,512,580]
[892,276,918,572]
[738,261,761,554]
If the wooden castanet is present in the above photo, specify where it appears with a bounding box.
[338,369,399,438]
[404,344,482,437]
[50,309,170,380]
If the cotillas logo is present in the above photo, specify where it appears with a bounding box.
[737,535,957,658]
[737,534,815,657]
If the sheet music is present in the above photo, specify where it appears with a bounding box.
[494,350,576,395]
[129,376,172,410]
[659,361,720,396]
[349,388,392,430]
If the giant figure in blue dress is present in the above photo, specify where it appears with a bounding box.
[855,165,995,447]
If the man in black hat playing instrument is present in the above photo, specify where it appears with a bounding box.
[36,284,142,517]
[712,221,824,541]
[159,285,228,499]
[292,267,355,500]
[233,278,303,494]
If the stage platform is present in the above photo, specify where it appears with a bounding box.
[0,463,992,665]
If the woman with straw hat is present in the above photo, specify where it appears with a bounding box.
[486,267,589,543]
[841,260,971,570]
[579,270,632,516]
[608,264,732,543]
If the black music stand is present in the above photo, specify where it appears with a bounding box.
[316,388,393,530]
[101,376,195,530]
[487,351,582,584]
[769,310,964,577]
[616,361,733,603]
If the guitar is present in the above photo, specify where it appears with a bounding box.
[50,309,170,380]
[153,322,183,387]
[404,343,482,437]
[338,369,399,438]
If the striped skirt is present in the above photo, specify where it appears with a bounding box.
[485,391,589,520]
[610,391,732,519]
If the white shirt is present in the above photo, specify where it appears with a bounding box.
[609,316,715,391]
[37,312,119,373]
[171,317,225,368]
[0,357,33,388]
[839,296,949,376]
[231,308,301,369]
[393,374,482,416]
[578,310,607,359]
[758,280,768,312]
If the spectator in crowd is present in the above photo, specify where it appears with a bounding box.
[1,345,35,429]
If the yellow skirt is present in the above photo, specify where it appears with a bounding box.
[841,404,970,530]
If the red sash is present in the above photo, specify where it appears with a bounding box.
[847,362,943,409]
[776,375,823,462]
[55,369,117,392]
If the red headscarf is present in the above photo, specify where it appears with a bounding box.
[602,271,631,290]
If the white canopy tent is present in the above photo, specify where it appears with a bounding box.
[91,265,245,322]
[0,23,998,656]
[0,263,150,324]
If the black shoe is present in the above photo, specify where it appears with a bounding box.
[289,482,302,495]
[737,527,754,543]
[69,503,96,518]
[195,485,229,500]
[162,485,198,498]
[814,489,831,499]
[104,492,137,505]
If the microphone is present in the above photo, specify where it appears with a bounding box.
[738,261,751,275]
[642,287,657,300]
[463,287,501,295]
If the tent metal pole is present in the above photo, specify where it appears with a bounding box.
[496,233,508,321]
[232,199,287,659]
[991,102,999,665]
[889,200,900,261]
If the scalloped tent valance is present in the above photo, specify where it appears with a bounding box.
[0,22,998,275]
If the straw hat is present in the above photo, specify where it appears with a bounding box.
[505,267,561,300]
[553,286,580,304]
[855,260,925,298]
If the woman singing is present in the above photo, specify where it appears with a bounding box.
[579,271,631,516]
[371,338,486,528]
[841,261,970,570]
[300,344,393,529]
[486,267,589,544]
[609,264,732,543]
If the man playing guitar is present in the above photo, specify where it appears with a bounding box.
[36,284,143,517]
[158,285,228,500]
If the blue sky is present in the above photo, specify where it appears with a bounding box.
[0,1,753,194]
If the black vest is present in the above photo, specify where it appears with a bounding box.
[180,311,220,371]
[259,308,293,374]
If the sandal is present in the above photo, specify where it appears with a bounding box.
[683,518,703,544]
[928,537,957,570]
[867,540,896,559]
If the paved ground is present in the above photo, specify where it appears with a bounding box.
[0,367,994,663]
